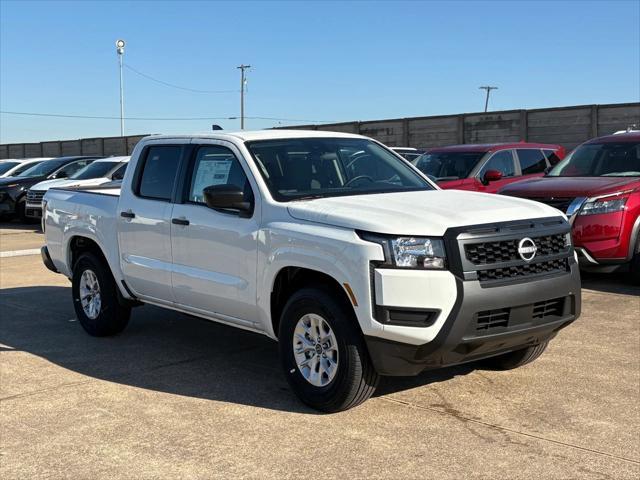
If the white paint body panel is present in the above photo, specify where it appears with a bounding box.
[43,130,565,347]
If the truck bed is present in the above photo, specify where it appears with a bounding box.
[43,186,122,278]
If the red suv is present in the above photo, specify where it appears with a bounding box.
[413,142,566,193]
[499,132,640,282]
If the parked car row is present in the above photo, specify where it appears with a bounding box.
[403,132,639,281]
[0,155,129,221]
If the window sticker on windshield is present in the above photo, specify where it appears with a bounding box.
[192,159,233,201]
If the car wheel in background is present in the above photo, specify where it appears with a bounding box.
[482,341,549,370]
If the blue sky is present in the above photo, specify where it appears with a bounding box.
[1,0,639,144]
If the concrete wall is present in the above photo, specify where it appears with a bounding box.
[283,102,640,151]
[0,134,150,159]
[1,102,638,159]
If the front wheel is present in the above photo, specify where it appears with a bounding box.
[630,242,640,284]
[278,288,379,412]
[483,341,549,370]
[72,253,131,336]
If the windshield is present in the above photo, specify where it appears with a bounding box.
[414,151,485,180]
[71,161,119,180]
[246,138,433,201]
[548,141,640,177]
[17,159,66,178]
[0,162,20,175]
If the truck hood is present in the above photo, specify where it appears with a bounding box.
[31,177,110,192]
[287,190,561,236]
[500,176,640,198]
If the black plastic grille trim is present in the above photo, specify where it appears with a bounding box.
[465,233,567,265]
[26,190,46,203]
[532,297,565,319]
[477,258,569,282]
[476,308,510,331]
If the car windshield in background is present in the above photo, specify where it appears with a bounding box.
[0,162,20,175]
[71,161,118,180]
[414,152,485,180]
[548,141,640,177]
[246,138,433,201]
[17,159,67,177]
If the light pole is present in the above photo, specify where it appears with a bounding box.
[479,85,498,112]
[237,64,251,129]
[116,39,126,136]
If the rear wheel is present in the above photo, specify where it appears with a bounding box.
[278,288,379,412]
[483,341,549,370]
[72,253,131,336]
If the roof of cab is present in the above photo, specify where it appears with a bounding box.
[141,129,366,143]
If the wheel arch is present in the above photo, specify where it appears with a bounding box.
[269,266,358,340]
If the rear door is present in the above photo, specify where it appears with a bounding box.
[169,141,260,326]
[515,148,549,181]
[117,142,187,303]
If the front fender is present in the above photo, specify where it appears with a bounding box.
[257,222,384,339]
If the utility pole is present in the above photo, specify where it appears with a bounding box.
[116,39,126,136]
[479,85,498,112]
[237,64,251,129]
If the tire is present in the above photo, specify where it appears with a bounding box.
[278,287,379,412]
[630,242,640,285]
[483,341,549,370]
[15,199,26,223]
[72,253,131,336]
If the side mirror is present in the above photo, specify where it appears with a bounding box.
[203,184,253,216]
[482,169,503,184]
[544,166,552,175]
[54,170,68,179]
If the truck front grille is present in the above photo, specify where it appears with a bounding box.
[451,217,573,286]
[477,258,569,282]
[465,233,567,265]
[26,189,46,204]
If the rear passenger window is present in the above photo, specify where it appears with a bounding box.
[517,149,548,174]
[138,146,182,201]
[479,150,515,177]
[188,146,251,204]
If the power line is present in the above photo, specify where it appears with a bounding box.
[0,110,337,123]
[124,63,238,94]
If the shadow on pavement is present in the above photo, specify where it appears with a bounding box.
[0,286,475,413]
[580,271,640,296]
[0,221,41,233]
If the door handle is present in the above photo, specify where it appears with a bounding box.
[120,211,135,219]
[171,218,190,226]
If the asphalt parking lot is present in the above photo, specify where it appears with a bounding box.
[1,224,638,479]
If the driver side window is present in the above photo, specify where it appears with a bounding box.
[188,146,251,204]
[479,150,515,178]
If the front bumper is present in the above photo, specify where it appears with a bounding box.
[25,203,43,219]
[365,260,581,376]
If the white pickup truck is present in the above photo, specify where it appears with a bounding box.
[42,130,581,412]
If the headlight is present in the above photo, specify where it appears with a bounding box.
[360,233,447,269]
[579,196,628,216]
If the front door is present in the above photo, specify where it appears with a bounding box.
[476,149,518,193]
[170,142,260,326]
[117,143,186,303]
